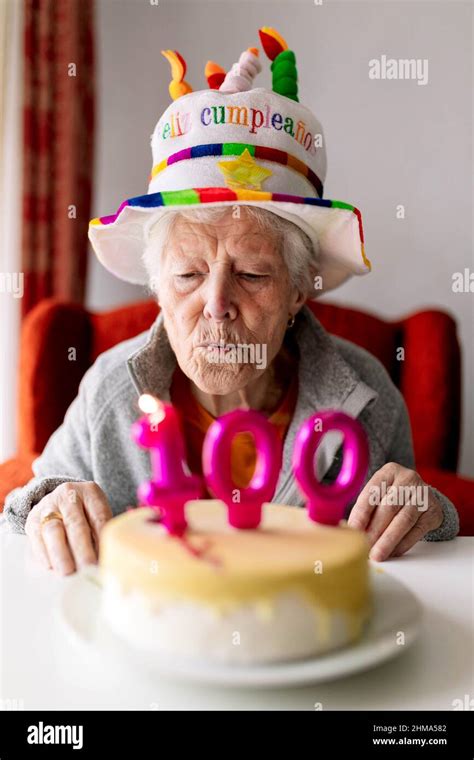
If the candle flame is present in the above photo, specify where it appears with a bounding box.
[138,394,165,423]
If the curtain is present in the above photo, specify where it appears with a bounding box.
[21,0,95,316]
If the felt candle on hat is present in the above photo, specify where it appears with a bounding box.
[202,409,282,530]
[132,394,203,536]
[292,410,369,526]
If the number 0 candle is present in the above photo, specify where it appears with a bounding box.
[202,409,282,530]
[292,410,369,526]
[132,394,203,536]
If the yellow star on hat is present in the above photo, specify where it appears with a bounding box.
[217,148,273,191]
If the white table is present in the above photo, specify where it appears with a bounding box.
[1,529,473,711]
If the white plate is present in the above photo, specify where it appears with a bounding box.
[59,566,422,688]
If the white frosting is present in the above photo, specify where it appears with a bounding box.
[100,574,367,665]
[219,49,262,94]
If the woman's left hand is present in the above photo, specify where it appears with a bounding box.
[347,462,444,561]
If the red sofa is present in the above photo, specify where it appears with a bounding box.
[1,297,473,534]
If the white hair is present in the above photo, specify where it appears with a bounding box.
[141,205,318,297]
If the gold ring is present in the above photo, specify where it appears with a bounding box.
[40,511,64,527]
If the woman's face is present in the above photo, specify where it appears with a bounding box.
[156,209,305,395]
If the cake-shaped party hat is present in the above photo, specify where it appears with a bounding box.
[90,26,371,297]
[219,47,262,93]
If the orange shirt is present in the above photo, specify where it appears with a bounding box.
[170,366,298,494]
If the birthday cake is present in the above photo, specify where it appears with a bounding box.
[99,499,371,665]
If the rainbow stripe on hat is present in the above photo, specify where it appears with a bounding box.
[89,187,368,266]
[149,142,324,198]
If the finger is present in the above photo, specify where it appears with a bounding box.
[365,495,403,548]
[365,475,422,547]
[348,463,398,532]
[25,514,51,570]
[81,485,113,551]
[391,508,442,557]
[369,504,419,562]
[56,489,98,568]
[41,518,76,575]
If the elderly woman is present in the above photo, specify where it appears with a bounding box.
[4,205,459,574]
[3,31,460,572]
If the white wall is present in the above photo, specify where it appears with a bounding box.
[0,0,23,462]
[86,0,473,477]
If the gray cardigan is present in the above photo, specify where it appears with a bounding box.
[3,305,459,540]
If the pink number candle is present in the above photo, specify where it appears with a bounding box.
[292,410,369,526]
[132,394,203,536]
[202,409,282,530]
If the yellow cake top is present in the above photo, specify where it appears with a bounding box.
[100,500,370,612]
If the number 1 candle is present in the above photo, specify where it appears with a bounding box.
[132,394,203,536]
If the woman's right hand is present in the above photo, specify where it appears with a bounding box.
[25,482,113,575]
